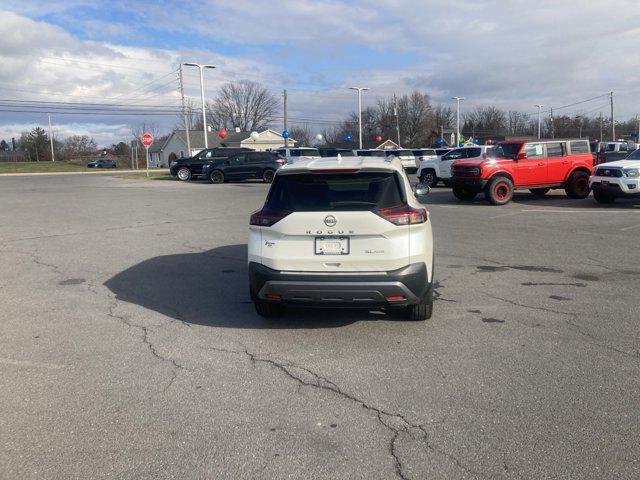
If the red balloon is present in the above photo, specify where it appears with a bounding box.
[375,135,382,142]
[218,129,228,139]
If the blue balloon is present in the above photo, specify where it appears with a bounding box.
[437,137,443,145]
[473,137,478,144]
[282,130,290,139]
[458,141,465,147]
[344,134,351,142]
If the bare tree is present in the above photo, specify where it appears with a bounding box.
[177,97,201,131]
[206,81,278,131]
[59,135,97,161]
[463,106,507,137]
[507,110,530,135]
[289,124,313,147]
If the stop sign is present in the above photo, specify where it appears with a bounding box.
[141,133,153,147]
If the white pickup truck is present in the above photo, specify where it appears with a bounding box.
[417,146,492,187]
[590,150,640,203]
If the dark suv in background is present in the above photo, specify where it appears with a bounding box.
[202,151,286,184]
[170,147,253,181]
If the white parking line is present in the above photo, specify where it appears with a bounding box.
[489,210,525,219]
[620,223,640,232]
[0,357,65,370]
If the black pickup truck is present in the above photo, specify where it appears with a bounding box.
[169,147,253,181]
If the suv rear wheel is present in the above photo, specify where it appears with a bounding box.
[593,189,616,204]
[209,170,225,184]
[485,176,514,205]
[254,300,284,318]
[452,186,477,201]
[565,171,591,199]
[420,169,438,187]
[262,169,275,183]
[177,167,192,181]
[406,291,433,321]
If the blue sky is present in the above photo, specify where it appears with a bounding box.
[0,0,639,145]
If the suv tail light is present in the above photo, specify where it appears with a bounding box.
[250,208,290,227]
[375,205,428,225]
[275,158,287,165]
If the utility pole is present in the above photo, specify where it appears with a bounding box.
[637,115,639,146]
[394,93,401,147]
[440,125,444,146]
[283,89,288,147]
[349,87,369,149]
[183,63,216,149]
[610,91,615,140]
[48,113,55,162]
[534,104,543,139]
[130,140,134,169]
[134,139,139,169]
[178,65,191,156]
[550,107,555,139]
[599,112,603,142]
[452,96,465,145]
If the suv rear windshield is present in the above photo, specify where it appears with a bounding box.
[491,143,522,159]
[291,149,320,157]
[356,150,386,157]
[266,172,404,212]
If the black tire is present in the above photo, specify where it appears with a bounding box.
[262,169,275,183]
[452,186,477,201]
[254,300,284,318]
[485,176,514,205]
[565,171,591,199]
[419,169,438,187]
[593,189,616,204]
[530,187,550,196]
[405,290,434,321]
[177,167,192,181]
[209,170,225,184]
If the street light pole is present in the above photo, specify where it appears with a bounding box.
[452,96,465,145]
[349,86,369,149]
[534,104,544,139]
[184,63,216,149]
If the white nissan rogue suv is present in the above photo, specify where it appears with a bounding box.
[248,155,435,320]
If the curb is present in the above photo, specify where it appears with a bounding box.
[0,169,170,177]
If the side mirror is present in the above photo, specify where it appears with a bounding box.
[516,152,528,160]
[413,183,431,202]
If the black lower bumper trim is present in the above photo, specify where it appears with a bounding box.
[591,182,640,198]
[450,177,487,191]
[249,262,431,307]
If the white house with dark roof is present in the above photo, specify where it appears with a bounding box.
[148,129,296,166]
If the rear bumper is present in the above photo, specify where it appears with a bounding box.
[450,177,488,192]
[249,262,431,308]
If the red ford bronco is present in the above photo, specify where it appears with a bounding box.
[450,139,594,205]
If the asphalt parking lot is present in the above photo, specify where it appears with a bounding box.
[1,174,639,479]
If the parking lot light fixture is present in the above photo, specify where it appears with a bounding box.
[349,87,369,149]
[184,63,216,148]
[452,97,465,146]
[535,104,544,139]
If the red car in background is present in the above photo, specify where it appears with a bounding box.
[449,139,594,205]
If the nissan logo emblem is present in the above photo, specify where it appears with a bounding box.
[324,215,337,227]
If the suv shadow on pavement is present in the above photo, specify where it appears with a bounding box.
[104,244,404,329]
[421,189,640,209]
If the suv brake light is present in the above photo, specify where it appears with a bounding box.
[375,205,428,225]
[250,208,290,227]
[275,158,287,165]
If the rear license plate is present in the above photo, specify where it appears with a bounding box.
[601,180,609,186]
[315,237,349,255]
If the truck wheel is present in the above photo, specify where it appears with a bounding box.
[485,176,514,205]
[177,167,191,181]
[565,171,591,198]
[254,300,284,318]
[530,188,550,196]
[593,189,616,204]
[262,169,275,183]
[209,170,225,184]
[420,169,438,187]
[452,186,477,201]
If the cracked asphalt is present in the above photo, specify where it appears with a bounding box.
[1,174,639,479]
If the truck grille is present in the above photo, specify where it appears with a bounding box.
[452,166,479,177]
[595,167,623,177]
